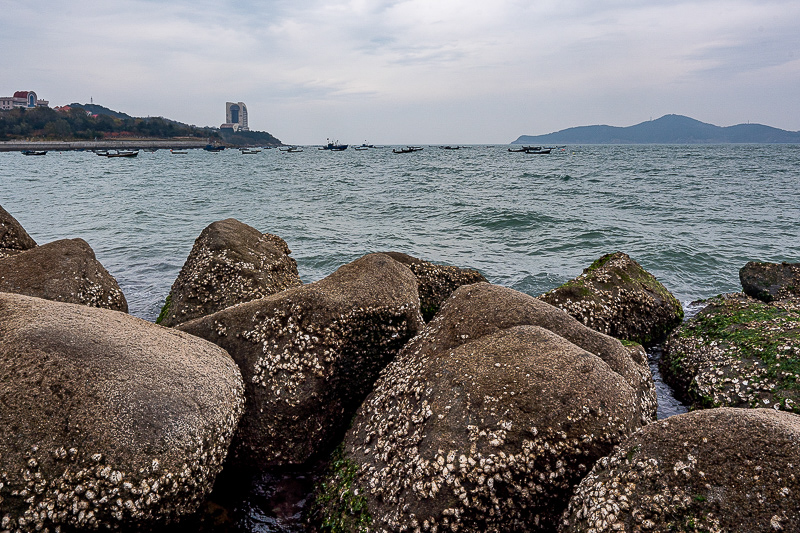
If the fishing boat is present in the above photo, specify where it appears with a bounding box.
[106,150,139,158]
[204,144,225,152]
[439,145,460,150]
[239,148,261,154]
[279,146,303,152]
[319,139,348,151]
[525,148,551,154]
[170,149,188,154]
[21,150,47,156]
[392,146,424,154]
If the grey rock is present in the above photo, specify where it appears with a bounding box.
[540,251,684,345]
[0,238,128,312]
[740,260,800,302]
[383,252,487,321]
[178,253,424,467]
[159,218,302,327]
[0,205,37,252]
[0,292,245,532]
[318,283,650,532]
[560,408,800,532]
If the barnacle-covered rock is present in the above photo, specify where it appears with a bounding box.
[0,292,245,532]
[540,251,683,345]
[0,204,37,254]
[740,260,800,303]
[662,293,800,413]
[178,253,424,467]
[317,283,650,532]
[158,218,302,327]
[0,238,127,312]
[560,408,800,532]
[383,252,487,321]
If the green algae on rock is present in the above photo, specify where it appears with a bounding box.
[560,408,800,532]
[540,251,683,345]
[662,293,800,412]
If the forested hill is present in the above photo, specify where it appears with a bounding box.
[512,115,800,144]
[0,104,281,145]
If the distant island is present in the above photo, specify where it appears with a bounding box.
[512,114,800,144]
[0,103,281,146]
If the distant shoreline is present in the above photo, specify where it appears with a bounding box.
[0,139,212,152]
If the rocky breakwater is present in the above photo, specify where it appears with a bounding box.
[0,205,37,259]
[662,261,800,413]
[177,253,424,467]
[561,407,800,532]
[540,252,683,345]
[316,283,655,532]
[382,252,487,321]
[158,218,302,327]
[0,292,245,532]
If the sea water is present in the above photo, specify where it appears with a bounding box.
[2,144,799,529]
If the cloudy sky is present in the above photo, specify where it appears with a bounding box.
[2,0,799,144]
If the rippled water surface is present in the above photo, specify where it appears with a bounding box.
[2,144,799,529]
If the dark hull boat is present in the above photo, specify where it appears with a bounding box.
[21,150,47,156]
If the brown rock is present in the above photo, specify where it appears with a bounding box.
[158,218,302,327]
[383,252,487,321]
[560,408,800,532]
[0,238,127,312]
[178,253,424,467]
[0,292,245,532]
[540,251,684,345]
[0,204,37,252]
[316,283,650,532]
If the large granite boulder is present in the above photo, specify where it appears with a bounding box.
[662,293,800,413]
[177,253,424,467]
[158,218,302,327]
[383,252,487,321]
[740,261,800,302]
[560,408,800,532]
[316,283,651,532]
[0,205,37,255]
[0,238,128,312]
[0,292,245,532]
[540,252,683,345]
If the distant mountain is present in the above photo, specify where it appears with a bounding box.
[512,115,800,144]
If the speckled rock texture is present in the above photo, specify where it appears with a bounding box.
[177,253,424,467]
[740,261,800,303]
[0,292,245,532]
[159,218,302,327]
[317,283,651,532]
[560,408,800,533]
[661,293,800,413]
[0,205,37,253]
[0,238,128,312]
[540,252,683,345]
[383,252,487,321]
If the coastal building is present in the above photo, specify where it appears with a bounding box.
[221,101,248,131]
[0,91,49,110]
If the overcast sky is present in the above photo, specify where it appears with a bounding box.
[2,0,799,144]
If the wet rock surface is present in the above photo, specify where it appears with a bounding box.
[0,292,245,532]
[662,293,800,413]
[159,218,302,327]
[560,408,800,532]
[0,205,37,253]
[540,252,683,345]
[383,252,487,321]
[0,238,128,312]
[178,253,424,467]
[317,283,648,532]
[740,261,800,303]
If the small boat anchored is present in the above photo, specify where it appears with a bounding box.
[106,150,139,158]
[239,148,261,154]
[21,150,47,156]
[279,146,303,152]
[392,146,424,154]
[170,149,188,154]
[320,139,348,151]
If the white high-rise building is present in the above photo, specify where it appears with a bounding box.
[222,101,248,131]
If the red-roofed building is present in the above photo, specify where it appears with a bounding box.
[0,90,49,110]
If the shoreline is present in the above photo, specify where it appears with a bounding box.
[0,139,214,152]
